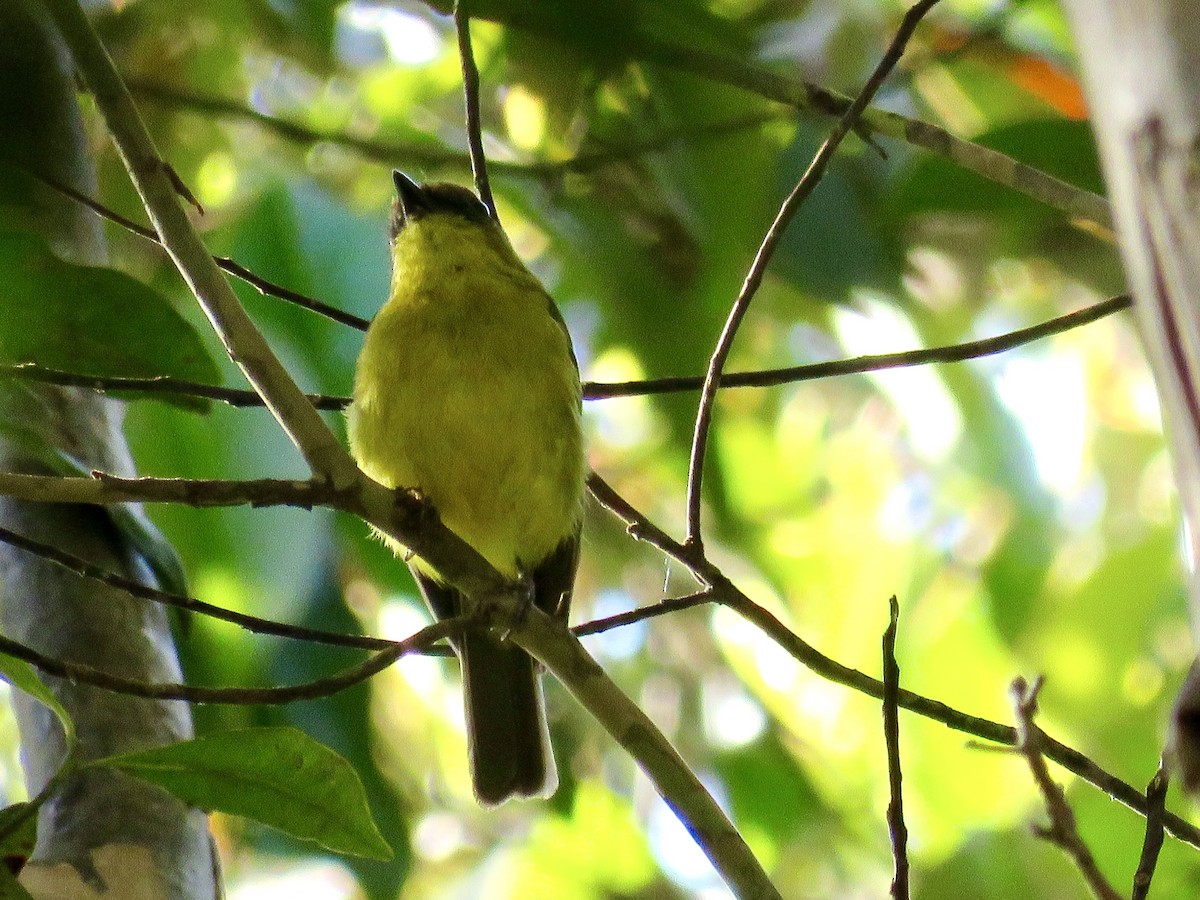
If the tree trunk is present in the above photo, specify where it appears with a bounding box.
[1062,1,1200,788]
[0,1,217,895]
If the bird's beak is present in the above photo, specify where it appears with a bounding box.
[393,171,428,224]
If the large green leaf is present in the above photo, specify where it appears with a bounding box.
[0,230,219,405]
[97,726,392,860]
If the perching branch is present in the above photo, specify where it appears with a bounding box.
[508,603,782,900]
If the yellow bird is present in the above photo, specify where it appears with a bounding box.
[348,172,585,804]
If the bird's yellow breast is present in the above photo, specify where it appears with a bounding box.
[348,217,585,579]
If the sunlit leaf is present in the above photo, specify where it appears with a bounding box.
[98,727,392,860]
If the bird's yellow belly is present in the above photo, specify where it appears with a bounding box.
[348,283,584,579]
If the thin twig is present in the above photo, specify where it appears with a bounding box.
[129,79,787,178]
[0,618,459,705]
[882,595,909,900]
[1133,762,1169,900]
[214,256,369,330]
[573,591,713,638]
[0,364,348,410]
[684,0,943,552]
[0,524,396,650]
[453,0,495,217]
[9,161,369,330]
[590,295,1132,398]
[0,470,335,510]
[1009,677,1122,900]
[587,473,693,564]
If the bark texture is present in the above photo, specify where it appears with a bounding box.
[1063,2,1200,788]
[0,1,217,895]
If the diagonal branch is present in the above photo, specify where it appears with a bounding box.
[9,161,369,330]
[589,472,1200,852]
[41,0,358,486]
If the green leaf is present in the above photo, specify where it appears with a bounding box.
[0,230,219,410]
[97,726,392,860]
[0,655,73,745]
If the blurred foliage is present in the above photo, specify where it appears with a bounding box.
[6,0,1196,896]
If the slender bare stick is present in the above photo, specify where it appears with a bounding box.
[0,619,459,705]
[882,596,909,899]
[573,591,714,637]
[0,524,396,650]
[0,471,332,509]
[11,161,370,330]
[590,295,1131,398]
[1,364,348,410]
[1133,763,1169,900]
[3,293,1131,413]
[454,0,495,217]
[684,0,943,551]
[1010,677,1122,900]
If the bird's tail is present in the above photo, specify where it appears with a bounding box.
[458,631,557,805]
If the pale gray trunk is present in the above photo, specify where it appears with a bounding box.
[0,1,217,895]
[1062,2,1200,788]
